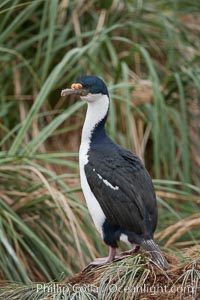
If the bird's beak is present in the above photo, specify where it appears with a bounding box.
[61,83,89,97]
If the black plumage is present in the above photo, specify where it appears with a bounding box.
[85,139,157,240]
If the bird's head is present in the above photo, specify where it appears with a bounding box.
[61,75,109,102]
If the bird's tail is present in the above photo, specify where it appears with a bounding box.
[141,239,169,270]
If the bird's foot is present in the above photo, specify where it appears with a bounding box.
[87,245,140,268]
[89,257,113,265]
[89,246,116,266]
[116,244,140,258]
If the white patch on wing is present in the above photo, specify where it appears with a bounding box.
[97,173,119,191]
[120,234,130,244]
[79,94,110,236]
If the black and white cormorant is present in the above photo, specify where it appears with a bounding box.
[61,75,169,269]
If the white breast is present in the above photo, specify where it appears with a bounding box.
[79,94,110,237]
[79,142,105,237]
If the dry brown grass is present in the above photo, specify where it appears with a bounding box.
[62,246,200,300]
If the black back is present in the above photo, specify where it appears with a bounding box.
[85,135,157,239]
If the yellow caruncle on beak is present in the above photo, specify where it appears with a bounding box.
[71,83,83,89]
[61,82,88,97]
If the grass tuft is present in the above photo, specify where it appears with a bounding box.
[0,248,199,299]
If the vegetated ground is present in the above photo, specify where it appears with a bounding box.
[62,247,200,300]
[0,246,199,300]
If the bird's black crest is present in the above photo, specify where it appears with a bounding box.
[75,75,109,95]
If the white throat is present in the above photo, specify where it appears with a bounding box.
[80,93,109,144]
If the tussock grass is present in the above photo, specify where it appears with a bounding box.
[0,160,104,281]
[0,248,199,299]
[0,0,199,296]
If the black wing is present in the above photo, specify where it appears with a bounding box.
[85,143,157,236]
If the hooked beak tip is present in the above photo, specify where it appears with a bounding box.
[61,89,70,97]
[61,88,89,97]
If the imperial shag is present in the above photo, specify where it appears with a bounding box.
[61,75,169,269]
